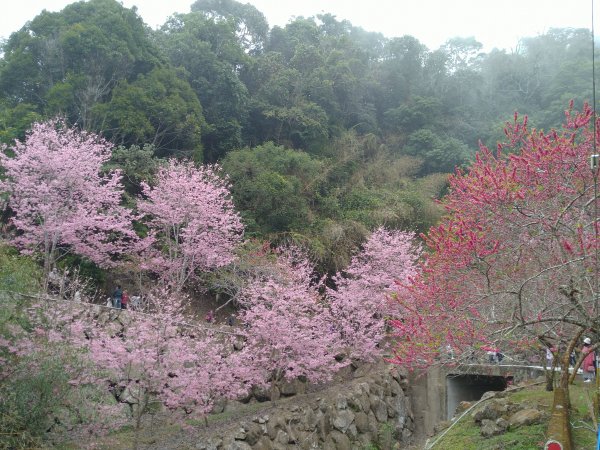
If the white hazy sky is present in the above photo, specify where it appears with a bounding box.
[0,0,596,52]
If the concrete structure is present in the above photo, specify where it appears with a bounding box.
[409,364,546,437]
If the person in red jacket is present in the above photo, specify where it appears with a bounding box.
[121,290,129,310]
[581,337,596,383]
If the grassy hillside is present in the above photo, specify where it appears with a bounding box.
[428,382,597,450]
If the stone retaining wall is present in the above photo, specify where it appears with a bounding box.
[196,364,414,450]
[79,304,414,449]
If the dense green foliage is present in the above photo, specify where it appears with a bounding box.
[1,0,597,271]
[0,246,44,447]
[0,243,41,294]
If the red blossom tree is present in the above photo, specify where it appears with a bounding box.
[0,120,137,279]
[327,227,422,360]
[137,159,244,290]
[236,247,347,384]
[391,104,600,390]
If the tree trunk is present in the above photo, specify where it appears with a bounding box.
[545,368,555,392]
[546,387,573,450]
[558,350,572,409]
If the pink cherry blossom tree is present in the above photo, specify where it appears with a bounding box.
[82,286,256,437]
[137,159,244,290]
[391,104,600,391]
[327,227,422,360]
[236,246,347,384]
[0,295,125,441]
[0,119,137,281]
[1,286,261,443]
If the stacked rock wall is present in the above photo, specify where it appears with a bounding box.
[196,364,414,450]
[73,304,415,449]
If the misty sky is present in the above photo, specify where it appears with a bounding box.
[0,0,596,52]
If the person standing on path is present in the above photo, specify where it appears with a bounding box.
[581,337,595,383]
[546,346,557,369]
[121,290,129,309]
[113,285,123,309]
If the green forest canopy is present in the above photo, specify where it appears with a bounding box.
[0,0,596,272]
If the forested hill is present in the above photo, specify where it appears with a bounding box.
[0,0,595,272]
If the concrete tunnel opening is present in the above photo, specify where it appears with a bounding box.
[446,374,510,420]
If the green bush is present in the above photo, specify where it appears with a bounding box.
[0,242,41,295]
[0,358,70,449]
